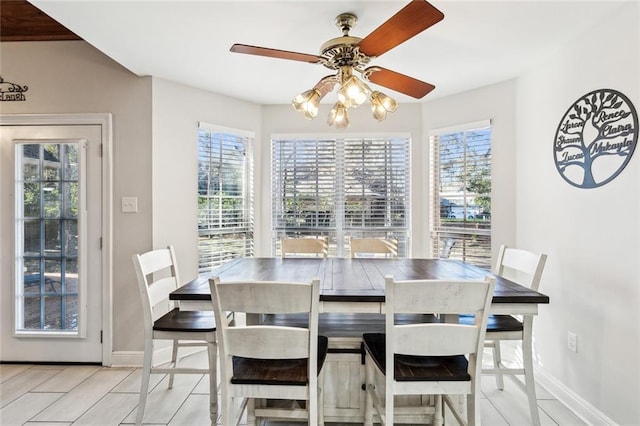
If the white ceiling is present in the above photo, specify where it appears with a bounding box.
[30,0,625,105]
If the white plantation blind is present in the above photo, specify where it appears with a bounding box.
[197,124,254,271]
[272,136,410,257]
[430,121,492,268]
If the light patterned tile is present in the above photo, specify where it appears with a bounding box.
[169,393,215,426]
[480,398,509,425]
[122,373,202,424]
[539,399,588,425]
[0,392,62,426]
[73,392,139,426]
[31,369,131,422]
[33,365,101,392]
[481,371,553,400]
[23,423,72,426]
[0,365,31,384]
[0,368,62,408]
[192,374,214,395]
[482,378,557,425]
[110,367,163,394]
[0,360,586,426]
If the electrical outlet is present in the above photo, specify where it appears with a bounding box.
[567,331,577,352]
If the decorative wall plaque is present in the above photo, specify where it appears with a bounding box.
[0,76,28,102]
[553,88,637,188]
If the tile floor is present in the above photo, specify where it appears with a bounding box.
[1,349,587,426]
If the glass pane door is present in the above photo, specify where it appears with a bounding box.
[15,142,85,335]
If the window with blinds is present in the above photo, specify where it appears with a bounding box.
[272,136,410,257]
[197,124,253,271]
[430,121,492,268]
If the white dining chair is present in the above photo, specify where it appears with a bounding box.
[460,244,547,425]
[209,276,328,426]
[363,275,495,426]
[349,237,398,258]
[281,236,329,258]
[132,246,217,426]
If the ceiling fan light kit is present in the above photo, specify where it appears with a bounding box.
[230,0,444,128]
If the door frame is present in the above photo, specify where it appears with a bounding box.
[0,113,113,365]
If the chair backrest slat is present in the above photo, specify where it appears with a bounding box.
[227,326,310,359]
[395,323,481,356]
[281,237,328,258]
[350,237,398,258]
[147,276,179,310]
[132,246,180,324]
[494,245,547,290]
[136,248,175,278]
[215,281,313,313]
[391,279,492,314]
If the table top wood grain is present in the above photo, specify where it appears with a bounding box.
[170,257,549,305]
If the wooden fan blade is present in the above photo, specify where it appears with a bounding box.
[357,0,444,58]
[230,44,323,64]
[365,66,435,99]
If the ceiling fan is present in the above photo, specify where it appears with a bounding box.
[230,0,444,128]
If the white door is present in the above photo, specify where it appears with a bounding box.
[0,123,103,362]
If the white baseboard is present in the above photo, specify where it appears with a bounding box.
[534,365,617,425]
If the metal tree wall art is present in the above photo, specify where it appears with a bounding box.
[553,88,638,188]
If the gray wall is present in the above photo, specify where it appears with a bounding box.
[421,79,518,261]
[151,78,262,281]
[0,41,153,353]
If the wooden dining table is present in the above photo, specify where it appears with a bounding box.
[171,257,549,313]
[170,257,549,423]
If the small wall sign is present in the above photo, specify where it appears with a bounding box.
[0,76,28,102]
[553,88,638,188]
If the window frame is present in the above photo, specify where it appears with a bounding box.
[14,140,88,337]
[197,123,254,272]
[271,134,411,257]
[429,120,492,267]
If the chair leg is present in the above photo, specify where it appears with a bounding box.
[467,382,481,426]
[207,340,218,426]
[385,376,393,426]
[491,340,505,390]
[434,395,443,426]
[523,316,541,426]
[309,382,318,426]
[220,393,233,426]
[136,339,153,426]
[168,339,179,389]
[317,373,325,426]
[363,355,374,426]
[246,398,256,426]
[433,395,445,426]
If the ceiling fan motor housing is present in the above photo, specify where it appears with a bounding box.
[320,13,372,71]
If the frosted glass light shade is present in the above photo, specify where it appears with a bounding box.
[370,91,398,121]
[327,102,349,129]
[292,89,321,119]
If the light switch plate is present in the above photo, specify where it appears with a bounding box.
[122,196,138,213]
